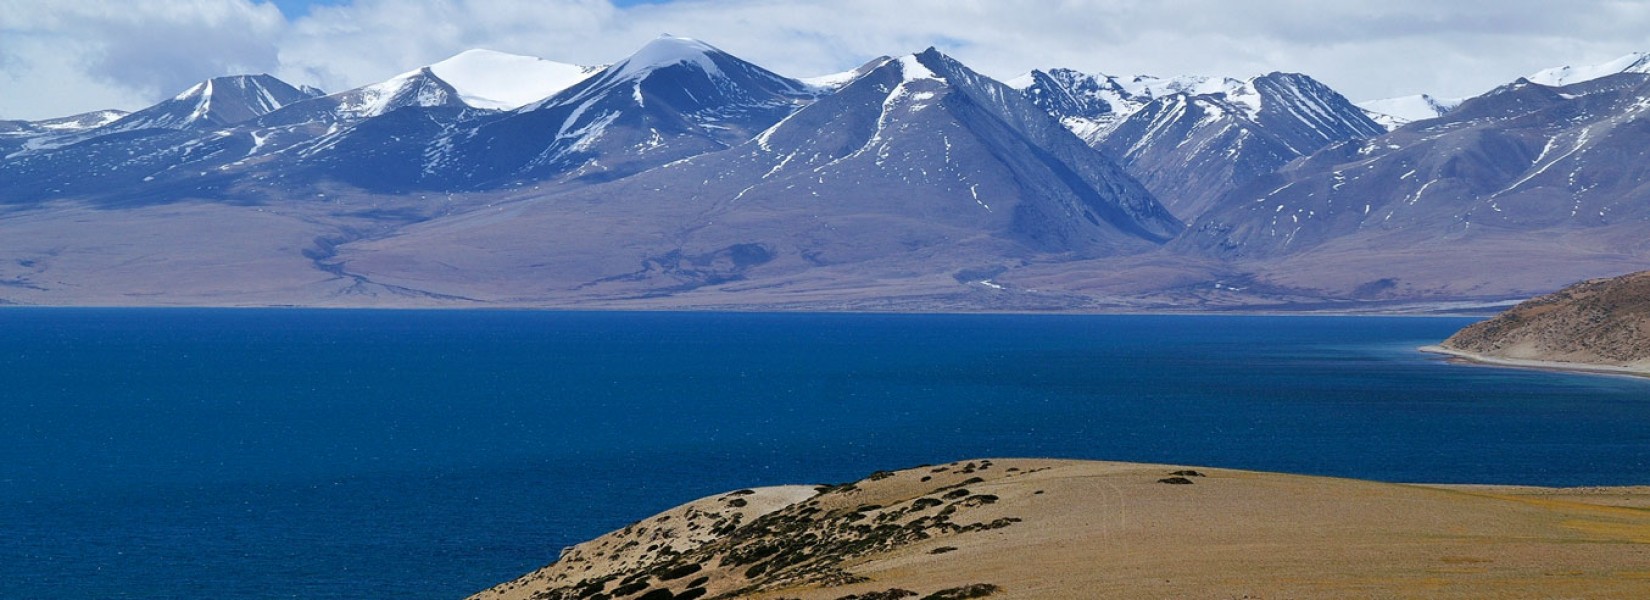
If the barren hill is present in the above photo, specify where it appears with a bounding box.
[1438,270,1650,374]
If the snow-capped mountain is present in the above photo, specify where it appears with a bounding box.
[1356,94,1461,130]
[331,48,1182,302]
[0,110,129,155]
[798,63,878,92]
[1010,69,1138,141]
[426,49,602,110]
[0,109,129,135]
[258,50,599,127]
[3,75,317,159]
[0,75,322,204]
[12,41,1650,309]
[103,75,321,133]
[1182,71,1650,264]
[1009,69,1252,142]
[1085,72,1384,219]
[1526,52,1650,87]
[381,35,818,189]
[1354,53,1650,131]
[711,48,1183,249]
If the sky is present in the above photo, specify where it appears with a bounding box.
[2,0,1648,120]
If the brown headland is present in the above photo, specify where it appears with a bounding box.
[1427,270,1650,376]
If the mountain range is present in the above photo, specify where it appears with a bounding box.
[3,38,1649,311]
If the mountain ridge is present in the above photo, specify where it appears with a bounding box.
[3,41,1650,311]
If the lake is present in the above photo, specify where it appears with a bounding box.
[1,309,1646,599]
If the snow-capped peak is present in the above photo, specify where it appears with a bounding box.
[1122,74,1247,102]
[800,57,890,93]
[426,49,599,110]
[1355,94,1460,129]
[329,68,462,119]
[295,49,599,122]
[608,35,726,82]
[107,74,316,132]
[33,109,128,132]
[1526,52,1650,87]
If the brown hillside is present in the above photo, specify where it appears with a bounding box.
[470,459,1650,600]
[1441,270,1650,370]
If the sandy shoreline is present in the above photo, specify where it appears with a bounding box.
[1420,344,1650,378]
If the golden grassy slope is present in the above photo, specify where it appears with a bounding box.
[472,459,1650,600]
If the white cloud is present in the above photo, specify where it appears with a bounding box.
[3,0,1649,120]
[0,0,285,119]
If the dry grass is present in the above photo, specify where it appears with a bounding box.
[471,459,1650,600]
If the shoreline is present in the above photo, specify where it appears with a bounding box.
[0,303,1504,318]
[1420,344,1650,379]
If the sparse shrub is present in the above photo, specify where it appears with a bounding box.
[920,583,1000,599]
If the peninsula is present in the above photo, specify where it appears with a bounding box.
[1428,270,1650,376]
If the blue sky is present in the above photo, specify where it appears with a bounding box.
[3,0,1648,120]
[268,0,342,16]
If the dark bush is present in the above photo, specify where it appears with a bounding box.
[658,563,702,581]
[920,583,1000,599]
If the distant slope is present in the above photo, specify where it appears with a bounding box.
[1022,70,1384,220]
[8,44,1650,310]
[1437,270,1650,374]
[1526,51,1650,86]
[102,74,320,133]
[471,458,1650,600]
[329,49,1182,305]
[291,35,818,192]
[258,49,598,126]
[1010,69,1236,142]
[1183,73,1650,261]
[1357,93,1460,130]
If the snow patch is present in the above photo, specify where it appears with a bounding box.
[428,49,599,110]
[801,69,861,92]
[897,55,940,82]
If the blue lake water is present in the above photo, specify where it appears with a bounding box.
[1,309,1646,599]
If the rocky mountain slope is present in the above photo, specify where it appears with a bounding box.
[327,49,1181,305]
[3,41,1650,310]
[1169,70,1650,303]
[1008,69,1246,143]
[1015,69,1383,220]
[470,458,1650,600]
[1094,72,1384,219]
[102,74,322,133]
[1436,270,1650,374]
